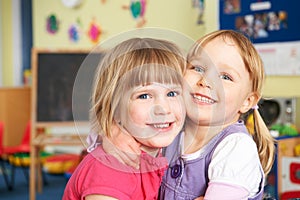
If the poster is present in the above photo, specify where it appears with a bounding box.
[255,42,300,75]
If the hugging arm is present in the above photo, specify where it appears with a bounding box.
[203,183,248,200]
[85,195,118,200]
[102,121,142,168]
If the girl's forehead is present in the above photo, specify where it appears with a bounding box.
[201,38,241,60]
[188,47,214,65]
[132,82,182,89]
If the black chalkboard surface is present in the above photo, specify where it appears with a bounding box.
[32,49,104,124]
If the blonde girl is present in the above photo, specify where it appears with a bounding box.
[158,29,275,200]
[63,37,187,200]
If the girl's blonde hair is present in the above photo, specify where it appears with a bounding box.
[190,30,275,175]
[90,38,185,138]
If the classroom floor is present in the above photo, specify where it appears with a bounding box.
[0,161,66,200]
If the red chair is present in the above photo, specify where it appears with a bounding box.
[0,121,12,190]
[1,121,31,188]
[2,121,30,154]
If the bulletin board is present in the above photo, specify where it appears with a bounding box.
[219,0,300,75]
[31,49,105,126]
[219,0,300,43]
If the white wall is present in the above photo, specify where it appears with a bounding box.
[12,0,22,86]
[0,2,3,86]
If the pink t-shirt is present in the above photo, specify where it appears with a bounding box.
[63,146,168,200]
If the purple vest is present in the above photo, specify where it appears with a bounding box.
[159,121,264,200]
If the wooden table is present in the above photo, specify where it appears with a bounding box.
[29,133,86,200]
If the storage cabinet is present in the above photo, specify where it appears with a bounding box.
[0,87,31,146]
[265,135,300,199]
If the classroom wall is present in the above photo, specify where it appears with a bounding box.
[0,0,23,86]
[32,0,218,48]
[0,0,218,86]
[0,2,2,86]
[0,1,13,86]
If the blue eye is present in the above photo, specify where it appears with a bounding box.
[138,94,150,99]
[167,91,178,97]
[220,74,233,81]
[193,65,205,73]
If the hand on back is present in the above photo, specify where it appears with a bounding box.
[102,121,142,169]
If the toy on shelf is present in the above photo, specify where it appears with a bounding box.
[43,153,81,174]
[270,123,298,137]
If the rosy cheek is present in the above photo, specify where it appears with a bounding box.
[128,105,146,124]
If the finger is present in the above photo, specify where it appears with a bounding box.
[117,150,140,169]
[112,121,141,154]
[115,138,141,155]
[102,135,140,168]
[112,140,141,166]
[128,139,142,155]
[107,144,140,169]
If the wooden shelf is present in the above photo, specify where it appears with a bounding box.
[32,134,87,146]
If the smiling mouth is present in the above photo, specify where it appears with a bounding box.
[151,123,172,129]
[192,94,216,104]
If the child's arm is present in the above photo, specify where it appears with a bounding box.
[203,182,248,200]
[85,194,118,200]
[205,134,262,199]
[102,121,141,168]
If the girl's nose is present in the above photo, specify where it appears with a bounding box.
[153,100,171,115]
[197,76,211,89]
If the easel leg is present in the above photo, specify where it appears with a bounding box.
[37,148,43,193]
[29,145,36,200]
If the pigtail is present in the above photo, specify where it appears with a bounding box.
[252,108,276,175]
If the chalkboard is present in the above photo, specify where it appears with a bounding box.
[32,49,105,124]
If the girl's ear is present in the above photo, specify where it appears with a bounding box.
[240,92,259,114]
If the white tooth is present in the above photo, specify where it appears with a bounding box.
[193,95,214,104]
[153,123,170,128]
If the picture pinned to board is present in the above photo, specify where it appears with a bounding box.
[68,18,83,43]
[87,18,102,44]
[235,11,288,39]
[192,0,205,25]
[223,0,240,14]
[46,14,59,34]
[122,0,147,28]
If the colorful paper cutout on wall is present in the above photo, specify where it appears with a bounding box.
[68,25,80,42]
[123,0,147,27]
[192,0,205,24]
[61,0,83,8]
[68,19,82,43]
[46,14,59,34]
[87,19,102,44]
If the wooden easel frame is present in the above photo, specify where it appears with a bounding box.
[29,48,104,200]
